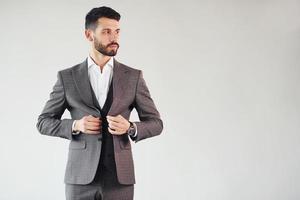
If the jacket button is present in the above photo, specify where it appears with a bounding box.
[98,137,102,141]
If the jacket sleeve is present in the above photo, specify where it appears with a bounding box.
[36,71,74,140]
[132,70,163,142]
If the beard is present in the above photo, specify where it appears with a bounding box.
[94,38,119,56]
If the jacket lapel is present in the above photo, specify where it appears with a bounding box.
[71,59,96,111]
[108,58,129,115]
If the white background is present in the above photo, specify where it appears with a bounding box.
[0,0,299,199]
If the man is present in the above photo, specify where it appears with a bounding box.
[36,6,163,200]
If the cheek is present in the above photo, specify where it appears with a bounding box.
[93,32,104,41]
[98,37,110,45]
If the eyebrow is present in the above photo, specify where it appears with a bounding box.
[102,28,120,31]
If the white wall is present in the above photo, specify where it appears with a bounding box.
[0,0,299,199]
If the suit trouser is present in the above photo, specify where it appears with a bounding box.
[65,161,134,200]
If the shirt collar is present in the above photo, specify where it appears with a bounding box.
[87,55,114,69]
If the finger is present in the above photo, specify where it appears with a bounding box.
[108,124,120,131]
[85,121,101,127]
[106,116,120,123]
[117,114,124,119]
[86,115,101,122]
[108,127,121,135]
[107,121,126,132]
[85,120,101,128]
[107,119,123,127]
[108,120,123,130]
[86,125,101,131]
[87,118,101,123]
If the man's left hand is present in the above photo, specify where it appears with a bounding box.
[107,115,130,135]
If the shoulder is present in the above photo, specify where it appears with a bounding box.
[57,60,86,77]
[116,60,142,77]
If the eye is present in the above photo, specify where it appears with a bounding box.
[102,30,111,34]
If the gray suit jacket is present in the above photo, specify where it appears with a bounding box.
[36,58,163,185]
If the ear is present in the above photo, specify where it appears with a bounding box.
[85,29,94,42]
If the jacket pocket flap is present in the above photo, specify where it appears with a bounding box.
[69,140,86,150]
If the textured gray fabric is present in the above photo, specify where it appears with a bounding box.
[65,164,134,200]
[36,58,163,185]
[65,183,134,200]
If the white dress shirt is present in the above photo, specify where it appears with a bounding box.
[72,56,137,137]
[87,55,114,108]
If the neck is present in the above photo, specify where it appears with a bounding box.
[89,49,112,71]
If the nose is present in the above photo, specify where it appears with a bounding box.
[109,32,118,41]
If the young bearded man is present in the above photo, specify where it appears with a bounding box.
[36,6,163,200]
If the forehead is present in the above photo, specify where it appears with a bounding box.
[96,17,120,30]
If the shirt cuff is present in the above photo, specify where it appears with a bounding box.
[132,122,138,137]
[72,120,81,135]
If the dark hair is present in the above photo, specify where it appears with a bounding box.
[85,6,121,30]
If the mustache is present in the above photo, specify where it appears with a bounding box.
[107,42,119,47]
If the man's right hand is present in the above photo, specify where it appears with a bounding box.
[74,115,102,134]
